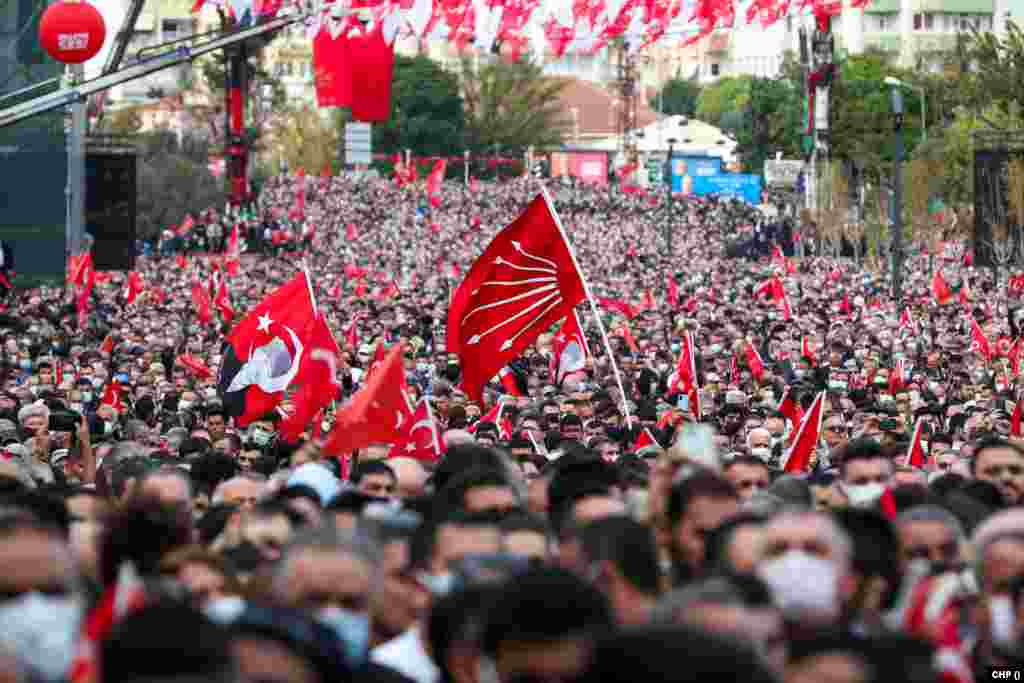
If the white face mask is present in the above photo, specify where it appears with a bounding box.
[843,482,886,508]
[758,551,839,620]
[417,571,456,597]
[0,591,83,680]
[990,594,1017,646]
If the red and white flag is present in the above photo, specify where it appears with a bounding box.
[781,390,825,473]
[899,307,916,334]
[279,314,342,443]
[745,342,765,383]
[550,310,590,385]
[671,331,698,395]
[777,386,804,438]
[801,336,816,366]
[123,271,144,306]
[387,398,445,462]
[217,272,320,426]
[191,275,213,326]
[630,427,659,453]
[498,366,524,397]
[323,344,413,455]
[970,317,992,360]
[667,275,679,309]
[889,358,906,395]
[469,400,513,440]
[447,193,587,403]
[426,159,447,204]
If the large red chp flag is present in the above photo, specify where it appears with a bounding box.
[448,193,587,403]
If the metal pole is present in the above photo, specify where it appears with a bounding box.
[892,116,905,301]
[665,142,674,254]
[919,85,926,143]
[67,64,86,258]
[464,150,469,186]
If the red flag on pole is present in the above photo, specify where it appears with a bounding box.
[279,315,342,443]
[176,354,213,380]
[225,224,241,276]
[745,342,765,383]
[324,344,412,455]
[1013,400,1023,438]
[970,317,993,360]
[214,280,235,322]
[667,275,679,309]
[550,310,590,385]
[217,272,320,426]
[191,277,213,325]
[123,272,144,306]
[447,194,586,403]
[781,391,825,473]
[630,427,659,453]
[777,386,804,435]
[386,399,445,462]
[932,271,952,305]
[907,418,927,468]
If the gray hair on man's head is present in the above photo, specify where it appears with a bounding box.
[897,505,967,543]
[971,509,1024,589]
[110,440,146,464]
[651,577,745,625]
[273,523,382,596]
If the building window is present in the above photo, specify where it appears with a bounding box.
[924,13,934,29]
[710,62,720,76]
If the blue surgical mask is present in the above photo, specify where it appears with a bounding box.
[318,607,369,667]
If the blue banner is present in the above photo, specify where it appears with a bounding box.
[669,156,721,192]
[690,173,764,204]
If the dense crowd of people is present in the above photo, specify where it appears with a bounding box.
[0,170,1022,683]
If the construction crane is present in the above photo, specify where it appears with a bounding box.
[0,11,306,130]
[615,42,640,171]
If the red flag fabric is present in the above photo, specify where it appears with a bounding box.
[447,194,586,403]
[176,354,213,380]
[615,322,640,355]
[123,272,144,306]
[671,331,697,395]
[1011,339,1023,376]
[932,271,953,305]
[839,293,852,315]
[279,315,342,443]
[970,317,992,360]
[346,223,359,242]
[313,25,353,108]
[225,224,241,276]
[801,336,816,366]
[781,391,825,473]
[907,418,927,468]
[214,280,235,322]
[1013,401,1023,438]
[630,427,658,453]
[175,253,188,270]
[191,277,213,326]
[899,307,916,334]
[959,283,971,307]
[99,334,114,356]
[550,310,590,385]
[667,275,679,309]
[324,344,412,455]
[777,386,804,435]
[469,176,479,193]
[217,272,319,426]
[100,379,126,413]
[745,342,765,383]
[498,366,524,397]
[597,297,639,319]
[387,399,445,462]
[427,159,447,200]
[68,562,148,683]
[349,24,396,123]
[469,401,513,440]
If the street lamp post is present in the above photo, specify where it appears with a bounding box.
[664,137,678,254]
[887,79,905,302]
[884,76,926,144]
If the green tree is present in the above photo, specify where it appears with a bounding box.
[373,55,465,157]
[460,56,568,155]
[132,130,224,240]
[962,22,1024,126]
[693,74,802,173]
[650,76,701,116]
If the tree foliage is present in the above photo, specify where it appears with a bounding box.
[373,55,465,157]
[133,131,223,240]
[268,104,341,174]
[694,74,802,173]
[460,56,568,154]
[650,76,701,116]
[961,22,1024,126]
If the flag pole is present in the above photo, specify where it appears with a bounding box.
[539,184,634,429]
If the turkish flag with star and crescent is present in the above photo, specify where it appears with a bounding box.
[447,193,587,403]
[323,343,413,456]
[386,398,445,462]
[217,271,319,426]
